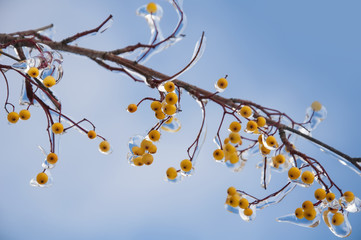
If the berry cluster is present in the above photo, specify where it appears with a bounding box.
[1,43,110,187]
[127,80,197,181]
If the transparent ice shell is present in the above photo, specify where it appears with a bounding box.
[30,169,53,188]
[323,210,352,238]
[161,117,181,132]
[276,206,322,228]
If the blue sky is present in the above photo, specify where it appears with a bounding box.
[0,0,361,239]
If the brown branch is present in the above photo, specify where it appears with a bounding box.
[0,33,359,172]
[61,15,113,44]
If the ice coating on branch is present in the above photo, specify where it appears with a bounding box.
[255,183,296,210]
[13,43,64,109]
[340,196,361,213]
[165,33,206,82]
[260,157,271,189]
[189,98,207,166]
[136,0,186,64]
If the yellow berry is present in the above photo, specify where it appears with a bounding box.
[301,171,315,184]
[223,143,236,154]
[326,192,336,202]
[343,191,355,202]
[165,92,178,105]
[142,153,154,165]
[239,198,249,209]
[229,132,241,144]
[228,153,239,164]
[87,130,97,139]
[302,200,314,210]
[223,138,230,144]
[151,101,162,112]
[163,104,177,115]
[311,101,322,112]
[148,143,157,154]
[244,208,253,216]
[227,186,237,196]
[148,129,161,142]
[132,146,145,156]
[217,78,228,89]
[133,156,144,166]
[246,120,258,132]
[51,122,64,134]
[7,112,19,123]
[295,208,304,219]
[229,194,241,207]
[258,135,263,144]
[272,159,280,169]
[155,111,166,120]
[28,67,39,78]
[229,121,241,132]
[146,2,157,13]
[166,167,177,180]
[180,159,192,172]
[99,140,110,153]
[266,135,277,147]
[260,145,271,155]
[127,104,137,113]
[304,208,317,221]
[140,139,153,150]
[240,106,252,118]
[47,152,58,164]
[257,116,266,127]
[164,81,175,92]
[19,109,31,120]
[288,167,301,180]
[213,149,224,161]
[43,76,56,88]
[331,212,344,226]
[36,172,48,185]
[274,154,285,164]
[314,188,326,201]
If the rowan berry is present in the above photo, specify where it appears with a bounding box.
[28,67,39,78]
[47,153,58,164]
[240,106,252,118]
[19,109,31,120]
[7,112,19,123]
[51,122,64,134]
[36,172,48,185]
[43,76,56,88]
[217,78,228,89]
[164,81,175,92]
[180,159,192,172]
[146,2,157,13]
[127,104,137,113]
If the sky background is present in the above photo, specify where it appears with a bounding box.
[1,0,361,239]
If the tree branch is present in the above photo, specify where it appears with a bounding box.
[0,32,359,172]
